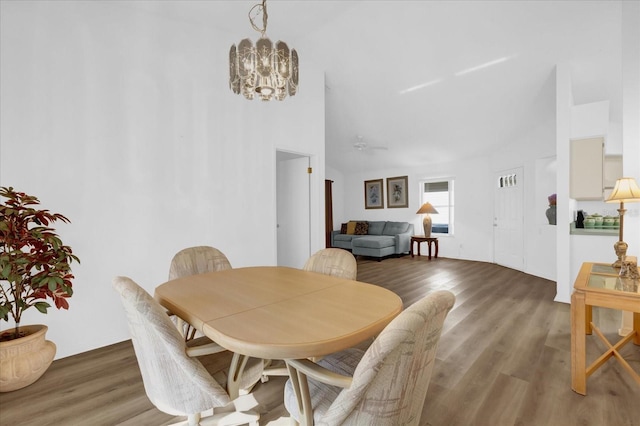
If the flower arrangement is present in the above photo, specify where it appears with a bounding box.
[548,193,557,206]
[0,187,79,341]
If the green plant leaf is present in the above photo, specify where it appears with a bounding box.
[34,302,50,314]
[1,265,10,279]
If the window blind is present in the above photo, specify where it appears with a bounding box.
[424,181,449,192]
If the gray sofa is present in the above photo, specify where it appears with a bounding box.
[331,221,414,259]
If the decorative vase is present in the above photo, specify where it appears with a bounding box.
[603,216,615,228]
[592,214,603,229]
[0,325,56,392]
[545,205,556,225]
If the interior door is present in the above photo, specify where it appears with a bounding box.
[325,179,333,248]
[276,151,310,268]
[494,167,524,271]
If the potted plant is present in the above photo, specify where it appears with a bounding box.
[0,186,80,392]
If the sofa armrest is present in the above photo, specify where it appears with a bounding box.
[395,224,414,253]
[331,230,341,247]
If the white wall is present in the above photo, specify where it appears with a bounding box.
[555,64,574,303]
[620,0,640,259]
[0,1,326,359]
[554,0,639,303]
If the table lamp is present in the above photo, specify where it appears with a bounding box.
[605,177,640,268]
[416,202,438,238]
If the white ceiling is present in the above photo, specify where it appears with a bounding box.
[126,0,626,174]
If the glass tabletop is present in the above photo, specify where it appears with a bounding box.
[588,264,639,294]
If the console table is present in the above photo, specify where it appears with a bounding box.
[570,262,640,395]
[410,236,438,259]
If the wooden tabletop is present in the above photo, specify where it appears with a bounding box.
[154,266,403,359]
[573,262,640,311]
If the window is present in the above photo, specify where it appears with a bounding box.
[420,179,454,235]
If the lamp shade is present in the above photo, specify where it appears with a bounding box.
[417,202,439,214]
[606,177,640,203]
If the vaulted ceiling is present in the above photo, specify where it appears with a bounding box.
[126,1,625,174]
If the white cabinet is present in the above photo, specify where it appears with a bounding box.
[603,155,623,199]
[570,137,604,200]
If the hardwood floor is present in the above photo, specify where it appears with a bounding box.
[1,256,638,425]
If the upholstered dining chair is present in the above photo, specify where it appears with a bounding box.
[168,246,232,341]
[169,245,232,280]
[167,246,264,399]
[259,248,360,383]
[283,290,455,426]
[113,276,259,426]
[302,248,357,280]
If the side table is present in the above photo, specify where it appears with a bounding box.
[570,262,640,395]
[410,236,438,260]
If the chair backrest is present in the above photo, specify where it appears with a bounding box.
[168,246,232,280]
[112,276,231,416]
[321,290,455,426]
[303,248,357,280]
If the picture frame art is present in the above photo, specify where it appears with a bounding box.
[364,179,384,209]
[387,175,408,208]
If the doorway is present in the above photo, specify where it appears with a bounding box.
[276,151,311,268]
[493,167,524,271]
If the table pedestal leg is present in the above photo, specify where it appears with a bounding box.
[227,352,250,399]
[286,361,313,426]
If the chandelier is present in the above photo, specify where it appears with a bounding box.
[229,0,299,101]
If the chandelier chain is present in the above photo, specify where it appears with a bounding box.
[248,0,268,38]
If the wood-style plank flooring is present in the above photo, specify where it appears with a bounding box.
[1,256,638,425]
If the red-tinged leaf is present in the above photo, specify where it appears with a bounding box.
[54,297,69,310]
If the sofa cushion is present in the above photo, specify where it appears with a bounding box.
[333,234,357,243]
[346,221,357,234]
[354,221,369,235]
[382,221,410,236]
[340,223,348,234]
[367,221,386,235]
[351,236,395,249]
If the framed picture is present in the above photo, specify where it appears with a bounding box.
[364,179,384,209]
[387,176,408,208]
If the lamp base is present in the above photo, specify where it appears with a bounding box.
[612,240,628,268]
[423,215,432,238]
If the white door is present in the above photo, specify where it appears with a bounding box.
[276,152,310,268]
[494,167,524,271]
